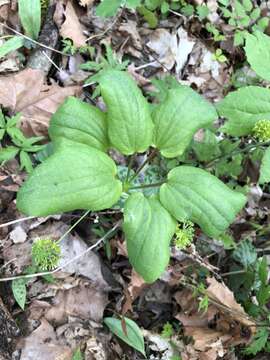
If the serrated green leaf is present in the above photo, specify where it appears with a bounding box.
[18,0,41,40]
[245,328,269,355]
[217,86,270,136]
[153,86,217,158]
[20,150,33,173]
[99,70,153,155]
[259,146,270,184]
[17,140,122,216]
[0,146,19,163]
[159,166,246,237]
[257,17,269,31]
[0,36,24,58]
[250,8,260,20]
[233,239,257,268]
[104,317,145,355]
[242,0,252,11]
[245,31,270,82]
[49,97,109,152]
[137,6,158,28]
[123,193,176,282]
[96,0,122,17]
[12,279,26,310]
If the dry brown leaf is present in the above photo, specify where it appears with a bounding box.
[45,284,108,325]
[19,318,72,360]
[0,68,81,137]
[206,277,256,331]
[79,0,94,6]
[59,1,87,47]
[20,82,81,137]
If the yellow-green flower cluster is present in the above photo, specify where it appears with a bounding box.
[32,238,61,271]
[174,221,194,249]
[253,120,270,141]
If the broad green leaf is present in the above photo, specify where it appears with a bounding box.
[0,146,19,163]
[126,0,141,8]
[0,36,24,58]
[99,70,153,155]
[0,129,5,140]
[244,31,270,82]
[137,6,158,28]
[49,97,109,152]
[123,193,176,282]
[12,279,26,310]
[18,0,41,40]
[217,86,270,136]
[104,317,145,355]
[259,146,270,184]
[17,140,122,216]
[96,0,122,17]
[159,166,246,237]
[153,86,217,158]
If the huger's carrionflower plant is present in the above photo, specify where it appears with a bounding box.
[16,69,247,283]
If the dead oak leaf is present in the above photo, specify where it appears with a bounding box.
[56,0,87,47]
[0,68,81,137]
[206,277,256,332]
[19,318,72,360]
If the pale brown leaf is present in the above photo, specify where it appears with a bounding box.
[0,68,81,137]
[78,0,94,6]
[59,1,87,47]
[20,318,72,360]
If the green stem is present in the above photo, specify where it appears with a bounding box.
[125,154,134,183]
[129,181,165,190]
[56,209,90,244]
[129,149,158,183]
[205,140,270,168]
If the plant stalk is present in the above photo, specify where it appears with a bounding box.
[205,140,270,168]
[129,181,165,190]
[129,149,158,183]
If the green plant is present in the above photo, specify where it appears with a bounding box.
[31,238,61,271]
[16,69,247,283]
[218,0,269,46]
[227,240,270,354]
[62,39,94,57]
[95,0,209,28]
[0,111,45,172]
[81,44,129,98]
[212,48,227,63]
[104,317,145,356]
[161,322,174,338]
[174,220,194,249]
[0,0,41,59]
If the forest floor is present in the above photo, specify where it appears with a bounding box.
[0,1,270,359]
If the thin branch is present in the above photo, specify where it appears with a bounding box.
[129,149,158,183]
[0,22,67,56]
[205,141,270,168]
[0,221,121,282]
[56,210,91,244]
[0,216,35,228]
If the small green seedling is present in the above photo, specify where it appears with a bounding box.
[212,48,227,63]
[0,111,45,172]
